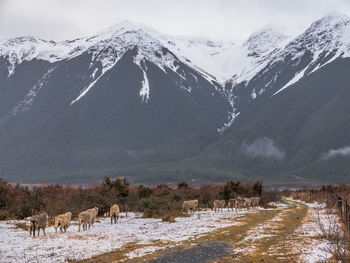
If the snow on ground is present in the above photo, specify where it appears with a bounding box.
[233,208,289,255]
[290,202,340,262]
[267,202,292,208]
[0,210,255,263]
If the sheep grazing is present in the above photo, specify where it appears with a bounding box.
[213,200,225,212]
[227,199,237,211]
[29,212,48,237]
[244,197,252,210]
[78,211,91,231]
[110,204,120,224]
[229,197,246,212]
[85,207,99,226]
[54,212,72,233]
[250,197,261,209]
[182,200,198,214]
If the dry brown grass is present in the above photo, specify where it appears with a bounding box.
[14,222,29,231]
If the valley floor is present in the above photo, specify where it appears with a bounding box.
[0,200,340,263]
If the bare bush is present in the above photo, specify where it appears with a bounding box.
[316,208,350,262]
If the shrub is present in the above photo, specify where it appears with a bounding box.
[138,196,170,218]
[0,210,10,220]
[260,191,281,207]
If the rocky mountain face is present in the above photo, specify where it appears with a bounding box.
[190,13,350,184]
[1,13,350,184]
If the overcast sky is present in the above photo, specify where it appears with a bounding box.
[1,0,350,42]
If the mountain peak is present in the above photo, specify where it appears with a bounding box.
[243,25,290,57]
[101,20,158,38]
[308,12,350,32]
[319,11,350,22]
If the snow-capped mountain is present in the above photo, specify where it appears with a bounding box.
[223,12,350,118]
[270,12,350,95]
[1,13,350,184]
[0,21,224,104]
[196,12,350,185]
[0,20,231,183]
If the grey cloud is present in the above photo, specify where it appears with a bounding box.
[1,0,350,42]
[322,146,350,159]
[243,137,286,160]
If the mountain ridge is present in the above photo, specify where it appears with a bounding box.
[1,13,350,184]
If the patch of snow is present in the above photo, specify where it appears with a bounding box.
[251,90,257,99]
[267,202,292,208]
[291,205,340,262]
[0,210,256,263]
[137,61,150,102]
[70,60,118,104]
[125,245,164,259]
[11,66,56,114]
[217,111,240,134]
[273,66,308,96]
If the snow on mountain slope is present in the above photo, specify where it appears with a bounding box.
[0,21,221,105]
[160,26,291,84]
[161,36,236,83]
[2,13,350,106]
[271,12,350,95]
[0,21,292,87]
[221,25,291,85]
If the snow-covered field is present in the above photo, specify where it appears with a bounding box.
[293,203,340,263]
[0,201,342,263]
[0,209,254,263]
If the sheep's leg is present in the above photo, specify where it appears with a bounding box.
[43,228,46,236]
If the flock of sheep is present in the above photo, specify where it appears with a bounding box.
[183,196,261,213]
[28,196,260,237]
[28,204,120,236]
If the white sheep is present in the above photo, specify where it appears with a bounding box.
[110,204,120,224]
[54,212,72,233]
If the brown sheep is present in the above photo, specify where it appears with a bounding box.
[85,207,99,226]
[29,212,48,236]
[78,211,91,231]
[110,204,120,224]
[54,212,72,233]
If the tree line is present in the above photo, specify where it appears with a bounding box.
[0,177,277,221]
